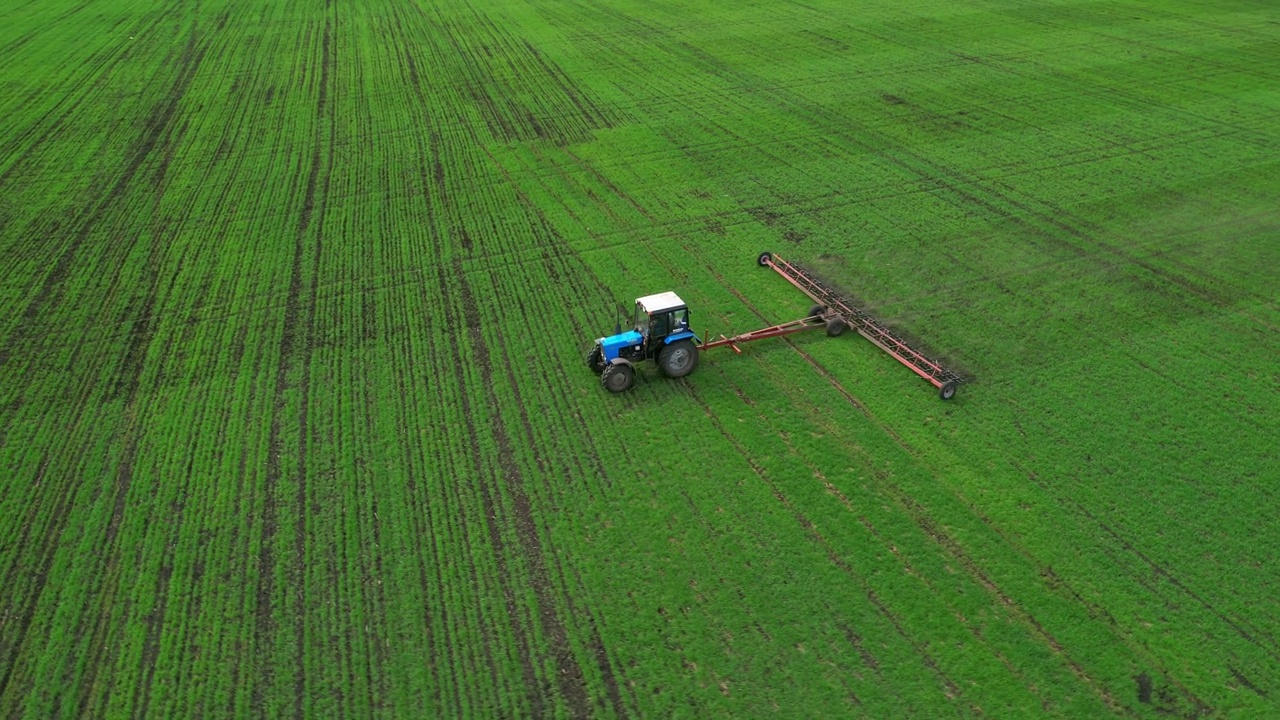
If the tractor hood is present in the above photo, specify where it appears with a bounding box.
[598,330,643,361]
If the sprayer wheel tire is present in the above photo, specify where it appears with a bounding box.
[757,251,773,267]
[940,381,958,401]
[825,318,847,337]
[808,304,826,320]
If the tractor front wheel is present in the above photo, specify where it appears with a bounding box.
[659,340,700,378]
[825,318,847,337]
[586,345,605,374]
[601,363,635,393]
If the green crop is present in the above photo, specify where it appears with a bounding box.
[1,0,1277,717]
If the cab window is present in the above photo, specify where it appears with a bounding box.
[671,308,689,331]
[650,312,669,338]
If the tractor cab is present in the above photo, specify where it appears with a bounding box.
[587,291,702,392]
[634,292,693,357]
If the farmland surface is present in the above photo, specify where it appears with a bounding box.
[2,0,1278,717]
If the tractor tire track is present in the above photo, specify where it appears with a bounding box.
[0,455,61,702]
[6,18,207,714]
[469,160,666,719]
[823,11,1279,319]
[429,261,543,715]
[475,258,631,720]
[468,145,648,717]
[690,250,1149,713]
[0,24,204,373]
[384,9,456,706]
[425,128,522,711]
[1017,462,1280,665]
[394,10,522,705]
[702,358,1091,711]
[588,0,1272,332]
[291,17,336,719]
[252,15,333,715]
[452,266,592,719]
[410,48,632,709]
[682,385,972,710]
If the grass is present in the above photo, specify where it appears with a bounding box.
[1,0,1278,717]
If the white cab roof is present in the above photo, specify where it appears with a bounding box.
[636,291,687,313]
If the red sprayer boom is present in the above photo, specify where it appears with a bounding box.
[700,251,962,400]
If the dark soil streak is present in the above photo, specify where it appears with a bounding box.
[836,622,881,673]
[684,385,967,705]
[0,455,60,701]
[0,38,205,379]
[426,123,509,693]
[0,20,137,187]
[563,147,652,221]
[1228,665,1267,697]
[479,139,629,424]
[1023,467,1279,665]
[587,625,627,719]
[288,18,335,720]
[254,119,311,720]
[761,340,1132,710]
[74,392,147,714]
[1135,673,1153,704]
[388,27,453,702]
[520,39,617,130]
[454,268,591,719]
[490,285,627,717]
[131,554,175,719]
[65,17,208,712]
[432,264,536,713]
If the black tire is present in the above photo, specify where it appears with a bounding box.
[601,363,634,393]
[808,304,826,320]
[757,251,773,267]
[939,381,958,401]
[586,345,605,374]
[825,318,846,337]
[658,339,700,378]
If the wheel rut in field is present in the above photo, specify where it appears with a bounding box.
[466,150,640,718]
[683,385,972,709]
[425,259,548,714]
[0,4,178,191]
[705,360,1081,707]
[461,259,629,718]
[627,4,1273,332]
[416,2,620,147]
[253,16,335,718]
[1021,466,1280,663]
[0,455,61,702]
[5,18,208,714]
[0,25,207,372]
[691,251,1147,712]
[450,265,593,719]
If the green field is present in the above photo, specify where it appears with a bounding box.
[2,0,1278,716]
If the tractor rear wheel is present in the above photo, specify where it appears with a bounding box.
[659,340,700,378]
[808,304,826,320]
[586,345,605,374]
[825,318,847,337]
[601,363,635,393]
[757,251,773,267]
[939,381,958,400]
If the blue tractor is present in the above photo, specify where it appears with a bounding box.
[586,291,701,392]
